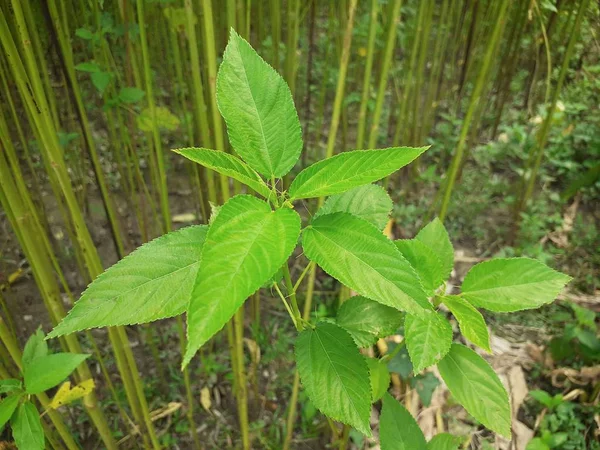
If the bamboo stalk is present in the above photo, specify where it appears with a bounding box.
[284,0,300,95]
[270,0,281,71]
[201,0,231,200]
[283,2,358,447]
[514,0,589,229]
[355,0,378,150]
[392,0,424,148]
[185,0,216,212]
[438,0,510,222]
[46,0,127,259]
[0,5,156,447]
[0,146,119,449]
[367,0,403,149]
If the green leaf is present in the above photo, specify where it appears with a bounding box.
[570,303,596,329]
[0,393,22,429]
[49,225,208,338]
[302,213,431,316]
[336,296,403,347]
[118,87,145,103]
[0,379,22,395]
[75,28,94,40]
[529,390,553,408]
[137,106,180,132]
[91,71,112,95]
[461,258,572,312]
[22,328,48,369]
[405,312,452,373]
[313,184,393,230]
[437,344,511,437]
[415,218,454,281]
[526,438,550,450]
[24,353,89,394]
[380,393,427,450]
[163,7,191,32]
[427,433,462,450]
[411,372,440,407]
[442,295,490,352]
[288,147,428,200]
[75,62,101,73]
[184,195,300,367]
[174,148,271,198]
[295,322,372,436]
[11,402,45,450]
[387,343,412,379]
[395,239,444,296]
[366,358,390,402]
[217,29,302,178]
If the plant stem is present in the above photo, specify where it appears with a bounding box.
[284,3,358,445]
[282,263,302,326]
[438,0,510,222]
[356,0,378,149]
[284,0,300,95]
[514,0,589,229]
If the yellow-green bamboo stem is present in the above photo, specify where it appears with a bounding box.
[284,3,358,447]
[47,0,127,259]
[0,6,154,447]
[284,0,300,95]
[201,0,231,200]
[0,147,118,449]
[270,0,281,71]
[137,0,169,236]
[356,0,378,149]
[392,0,424,146]
[515,0,589,223]
[20,0,60,130]
[324,0,357,158]
[412,0,433,144]
[367,0,403,149]
[438,0,510,222]
[185,0,216,207]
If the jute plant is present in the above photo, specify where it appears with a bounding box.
[48,30,571,447]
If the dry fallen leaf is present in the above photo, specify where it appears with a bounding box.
[200,387,212,411]
[172,212,197,223]
[49,379,95,409]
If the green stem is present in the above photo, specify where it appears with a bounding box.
[368,0,403,149]
[201,0,230,200]
[284,3,358,446]
[515,0,589,225]
[282,263,302,327]
[438,0,510,222]
[355,0,378,149]
[274,283,298,327]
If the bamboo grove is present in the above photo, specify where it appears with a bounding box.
[0,0,595,448]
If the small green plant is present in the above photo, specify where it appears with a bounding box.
[48,30,572,446]
[527,391,600,450]
[0,329,90,450]
[549,303,600,366]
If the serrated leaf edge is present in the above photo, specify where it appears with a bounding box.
[295,323,373,437]
[47,225,208,339]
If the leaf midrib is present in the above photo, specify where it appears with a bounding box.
[443,351,509,432]
[194,211,275,323]
[309,226,414,310]
[232,39,273,175]
[89,260,199,306]
[465,277,562,294]
[313,327,365,429]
